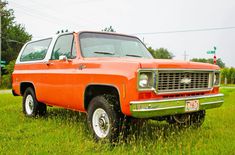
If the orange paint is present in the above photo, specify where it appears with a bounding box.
[12,31,220,116]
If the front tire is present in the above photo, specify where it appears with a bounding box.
[87,95,121,142]
[23,87,47,117]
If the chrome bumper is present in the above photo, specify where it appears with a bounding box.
[130,94,224,118]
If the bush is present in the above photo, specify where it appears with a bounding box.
[0,60,15,89]
[1,74,12,89]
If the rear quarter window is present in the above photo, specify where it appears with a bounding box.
[20,38,52,62]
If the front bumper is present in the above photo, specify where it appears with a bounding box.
[130,93,224,118]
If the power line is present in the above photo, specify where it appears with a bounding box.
[9,5,70,38]
[10,1,94,29]
[132,26,235,35]
[11,2,70,26]
[12,7,62,26]
[28,0,98,25]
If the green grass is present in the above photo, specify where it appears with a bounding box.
[221,84,235,87]
[0,89,235,154]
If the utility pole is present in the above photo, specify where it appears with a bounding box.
[0,0,5,85]
[0,0,2,84]
[183,51,188,61]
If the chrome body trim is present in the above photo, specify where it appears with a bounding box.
[200,100,224,105]
[132,105,184,112]
[130,93,224,118]
[137,69,221,94]
[130,93,224,105]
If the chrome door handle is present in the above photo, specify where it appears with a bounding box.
[44,61,53,66]
[79,64,86,70]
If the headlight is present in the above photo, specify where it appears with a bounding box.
[138,71,155,90]
[139,73,149,87]
[214,72,220,86]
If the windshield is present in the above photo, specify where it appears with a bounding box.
[80,32,153,59]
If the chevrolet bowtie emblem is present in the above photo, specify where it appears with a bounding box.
[180,77,191,85]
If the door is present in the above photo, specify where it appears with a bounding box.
[41,33,80,109]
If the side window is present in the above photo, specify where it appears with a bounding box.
[51,34,77,60]
[20,39,52,62]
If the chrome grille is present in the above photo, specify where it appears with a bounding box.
[158,71,210,93]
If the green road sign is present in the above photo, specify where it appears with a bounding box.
[207,51,215,54]
[0,64,5,68]
[0,61,6,68]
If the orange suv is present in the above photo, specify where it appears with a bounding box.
[12,31,224,141]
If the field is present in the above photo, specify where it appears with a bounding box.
[0,88,235,154]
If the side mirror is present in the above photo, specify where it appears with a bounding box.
[59,55,67,61]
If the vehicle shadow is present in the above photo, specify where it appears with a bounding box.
[120,120,190,143]
[43,108,194,144]
[45,108,88,125]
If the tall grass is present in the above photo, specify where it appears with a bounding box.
[0,88,234,154]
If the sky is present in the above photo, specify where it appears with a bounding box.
[7,0,235,67]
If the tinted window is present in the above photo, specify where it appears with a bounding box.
[20,39,52,62]
[51,34,76,60]
[80,33,153,59]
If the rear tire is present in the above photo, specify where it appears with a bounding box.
[87,95,122,142]
[23,87,47,117]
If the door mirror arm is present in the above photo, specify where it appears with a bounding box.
[59,55,68,62]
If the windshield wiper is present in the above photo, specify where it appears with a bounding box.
[94,51,114,55]
[125,54,142,58]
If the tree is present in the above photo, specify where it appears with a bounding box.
[1,2,32,87]
[1,3,32,64]
[221,67,229,84]
[221,67,235,84]
[101,26,115,32]
[208,58,225,68]
[230,67,235,84]
[190,58,207,63]
[148,47,174,59]
[0,60,15,88]
[190,58,225,68]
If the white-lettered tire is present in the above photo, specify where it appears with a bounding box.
[87,95,122,142]
[23,87,47,117]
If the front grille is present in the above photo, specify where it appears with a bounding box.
[158,71,211,93]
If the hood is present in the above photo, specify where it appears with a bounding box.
[84,57,220,70]
[134,58,220,70]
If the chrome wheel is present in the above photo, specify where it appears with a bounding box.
[92,108,110,138]
[25,94,34,115]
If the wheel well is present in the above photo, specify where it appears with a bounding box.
[84,85,120,110]
[20,82,35,95]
